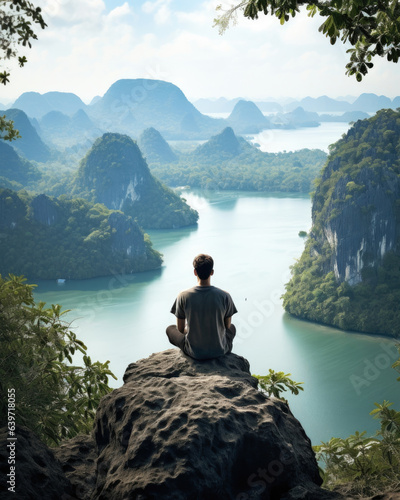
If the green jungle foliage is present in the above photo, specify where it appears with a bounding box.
[283,110,400,336]
[0,114,21,141]
[0,274,116,446]
[150,142,327,193]
[314,347,400,496]
[0,188,162,280]
[254,369,304,402]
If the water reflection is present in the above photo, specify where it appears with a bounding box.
[148,224,198,252]
[183,189,239,211]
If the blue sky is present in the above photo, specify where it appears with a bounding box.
[1,0,399,104]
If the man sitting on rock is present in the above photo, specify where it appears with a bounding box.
[166,253,237,360]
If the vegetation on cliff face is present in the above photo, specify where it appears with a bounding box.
[73,133,199,229]
[283,109,400,337]
[0,274,116,446]
[0,188,162,280]
[0,139,41,190]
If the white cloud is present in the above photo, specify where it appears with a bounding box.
[108,2,134,21]
[142,0,171,24]
[38,0,106,27]
[1,0,399,103]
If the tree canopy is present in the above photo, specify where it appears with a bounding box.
[0,0,46,85]
[215,0,400,82]
[0,0,46,140]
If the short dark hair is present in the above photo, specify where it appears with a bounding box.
[193,254,214,280]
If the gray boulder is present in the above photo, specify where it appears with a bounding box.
[0,425,72,499]
[92,349,323,499]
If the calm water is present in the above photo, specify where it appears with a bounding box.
[250,122,351,153]
[203,113,351,153]
[33,190,399,446]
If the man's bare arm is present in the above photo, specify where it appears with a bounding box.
[177,317,186,333]
[224,316,232,329]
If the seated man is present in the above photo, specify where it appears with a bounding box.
[166,253,237,360]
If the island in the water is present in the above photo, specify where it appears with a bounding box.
[283,109,400,337]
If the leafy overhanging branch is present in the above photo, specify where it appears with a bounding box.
[0,0,47,85]
[0,1,46,141]
[214,0,400,81]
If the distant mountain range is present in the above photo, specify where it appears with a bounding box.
[194,93,400,114]
[12,91,87,119]
[3,82,400,156]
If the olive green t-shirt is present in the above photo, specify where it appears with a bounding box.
[170,285,237,360]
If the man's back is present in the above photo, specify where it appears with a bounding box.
[171,285,237,360]
[166,253,237,360]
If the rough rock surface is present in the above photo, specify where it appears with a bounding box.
[2,351,399,499]
[0,425,72,499]
[53,434,97,500]
[92,349,323,499]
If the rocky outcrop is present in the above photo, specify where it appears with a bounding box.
[0,140,41,189]
[92,349,323,499]
[314,160,400,285]
[281,107,320,128]
[3,349,398,499]
[282,109,400,335]
[108,211,146,257]
[0,188,162,280]
[0,425,73,499]
[309,109,400,285]
[0,188,27,230]
[31,194,59,226]
[53,434,97,500]
[11,90,87,119]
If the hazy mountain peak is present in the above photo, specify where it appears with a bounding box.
[138,127,178,164]
[227,99,269,133]
[194,127,242,157]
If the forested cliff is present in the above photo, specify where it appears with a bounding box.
[72,133,198,229]
[0,189,162,279]
[283,109,400,336]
